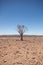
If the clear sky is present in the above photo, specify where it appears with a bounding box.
[0,0,43,35]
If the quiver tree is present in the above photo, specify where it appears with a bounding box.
[17,24,26,41]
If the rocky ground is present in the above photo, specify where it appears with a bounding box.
[0,36,43,65]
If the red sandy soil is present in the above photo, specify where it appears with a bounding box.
[0,36,43,65]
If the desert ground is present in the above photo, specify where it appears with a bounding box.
[0,36,43,65]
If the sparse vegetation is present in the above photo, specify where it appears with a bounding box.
[17,24,26,41]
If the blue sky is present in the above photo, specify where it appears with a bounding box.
[0,0,43,35]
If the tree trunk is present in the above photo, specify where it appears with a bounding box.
[20,34,23,41]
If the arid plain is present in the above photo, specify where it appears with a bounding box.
[0,36,43,65]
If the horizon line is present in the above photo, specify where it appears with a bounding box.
[0,34,43,37]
